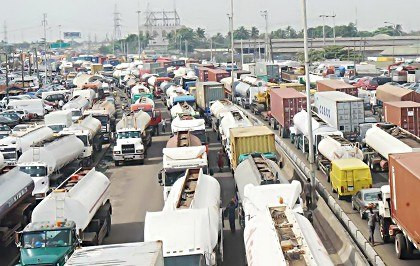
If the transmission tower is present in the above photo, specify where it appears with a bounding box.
[113,4,122,54]
[3,21,7,43]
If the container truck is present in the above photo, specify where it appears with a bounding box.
[207,68,229,82]
[317,79,358,96]
[219,109,253,149]
[290,110,343,156]
[17,134,84,199]
[242,182,333,266]
[195,82,225,123]
[171,115,207,146]
[316,134,364,179]
[84,100,117,142]
[62,96,90,122]
[158,146,209,200]
[147,168,223,265]
[0,168,34,247]
[270,87,307,138]
[364,123,420,171]
[44,110,73,132]
[0,125,54,165]
[170,102,199,119]
[66,241,164,266]
[384,101,420,137]
[61,116,103,166]
[378,152,420,259]
[16,167,112,266]
[113,112,151,165]
[314,91,364,141]
[234,153,290,227]
[7,99,46,118]
[255,62,280,82]
[228,126,276,169]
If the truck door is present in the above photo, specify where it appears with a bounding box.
[346,170,354,193]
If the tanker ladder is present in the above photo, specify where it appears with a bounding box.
[176,168,200,209]
[177,131,192,147]
[249,153,278,184]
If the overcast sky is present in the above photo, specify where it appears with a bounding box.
[2,0,419,43]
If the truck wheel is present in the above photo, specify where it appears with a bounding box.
[139,159,144,165]
[115,161,120,166]
[395,233,408,259]
[379,218,390,243]
[105,215,111,237]
[338,193,344,200]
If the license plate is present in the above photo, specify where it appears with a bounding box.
[124,156,134,160]
[348,186,354,191]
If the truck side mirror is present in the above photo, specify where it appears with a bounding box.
[209,169,214,176]
[15,232,22,248]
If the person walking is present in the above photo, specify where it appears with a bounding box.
[225,198,238,233]
[161,119,166,133]
[217,149,225,172]
[303,178,312,209]
[367,207,377,245]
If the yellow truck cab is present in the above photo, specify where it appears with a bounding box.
[330,158,372,200]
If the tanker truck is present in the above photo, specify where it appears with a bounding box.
[316,134,364,178]
[146,168,223,265]
[364,123,420,172]
[171,114,207,146]
[0,168,34,247]
[290,110,343,156]
[209,99,237,133]
[0,125,54,165]
[17,134,85,199]
[218,109,252,149]
[158,146,209,200]
[16,167,112,266]
[166,86,194,109]
[131,84,153,103]
[242,182,333,266]
[44,110,73,133]
[166,131,202,148]
[234,153,291,227]
[113,111,151,165]
[61,116,103,166]
[170,102,199,119]
[84,100,116,142]
[131,97,162,136]
[62,96,90,122]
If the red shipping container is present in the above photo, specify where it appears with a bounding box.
[384,101,420,137]
[207,69,230,82]
[199,67,210,82]
[388,152,420,252]
[316,80,358,96]
[270,87,307,138]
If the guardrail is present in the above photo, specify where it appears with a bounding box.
[240,106,385,266]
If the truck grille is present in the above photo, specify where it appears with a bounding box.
[121,144,135,154]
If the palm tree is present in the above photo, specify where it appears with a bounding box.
[251,27,259,39]
[234,26,250,40]
[196,27,206,39]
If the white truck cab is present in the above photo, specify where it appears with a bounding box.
[113,129,145,165]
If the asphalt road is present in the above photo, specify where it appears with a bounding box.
[246,110,420,265]
[101,97,246,266]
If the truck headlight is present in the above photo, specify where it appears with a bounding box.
[114,151,120,154]
[136,150,143,154]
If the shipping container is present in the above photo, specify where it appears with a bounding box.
[207,68,230,82]
[388,152,420,257]
[317,80,358,97]
[232,70,251,79]
[376,85,415,104]
[270,87,307,138]
[229,126,276,169]
[384,101,420,137]
[198,67,210,82]
[255,62,280,82]
[278,83,306,92]
[195,82,225,119]
[242,63,256,75]
[314,91,364,141]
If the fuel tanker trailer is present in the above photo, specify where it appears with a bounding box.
[16,167,112,266]
[84,100,117,142]
[18,134,85,199]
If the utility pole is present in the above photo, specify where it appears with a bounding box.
[240,39,244,67]
[184,40,188,57]
[319,15,327,46]
[88,33,92,54]
[137,10,142,60]
[229,0,235,102]
[28,51,32,76]
[42,13,48,86]
[210,37,213,62]
[301,0,317,209]
[20,51,25,88]
[58,25,62,41]
[34,48,40,82]
[260,10,269,62]
[3,21,7,43]
[1,53,9,103]
[331,14,336,45]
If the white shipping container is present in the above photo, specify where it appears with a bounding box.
[314,91,364,135]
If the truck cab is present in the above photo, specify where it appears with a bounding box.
[19,162,49,198]
[113,129,145,165]
[16,221,79,266]
[61,128,101,166]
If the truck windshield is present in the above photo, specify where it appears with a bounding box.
[95,115,109,126]
[364,192,379,202]
[76,135,89,146]
[19,166,47,177]
[164,254,205,266]
[117,131,140,139]
[48,124,66,133]
[165,171,185,186]
[72,110,82,117]
[22,230,71,249]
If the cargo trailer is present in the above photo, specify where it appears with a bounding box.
[207,68,229,82]
[195,82,225,123]
[384,101,420,137]
[316,79,358,97]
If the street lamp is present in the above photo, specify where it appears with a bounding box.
[320,14,336,45]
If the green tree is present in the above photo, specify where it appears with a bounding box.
[233,26,250,40]
[251,27,260,39]
[196,27,206,39]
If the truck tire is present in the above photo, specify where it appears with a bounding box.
[139,159,144,165]
[115,161,120,166]
[395,233,408,259]
[379,218,390,243]
[105,215,112,237]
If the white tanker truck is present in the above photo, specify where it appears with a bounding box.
[145,168,223,266]
[218,109,252,149]
[84,100,117,142]
[209,99,237,133]
[16,167,112,266]
[113,111,151,165]
[18,134,85,199]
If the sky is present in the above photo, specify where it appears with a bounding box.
[1,0,419,43]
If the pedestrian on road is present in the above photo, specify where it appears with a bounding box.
[225,197,238,233]
[217,149,225,172]
[161,119,167,133]
[368,207,377,245]
[303,178,312,209]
